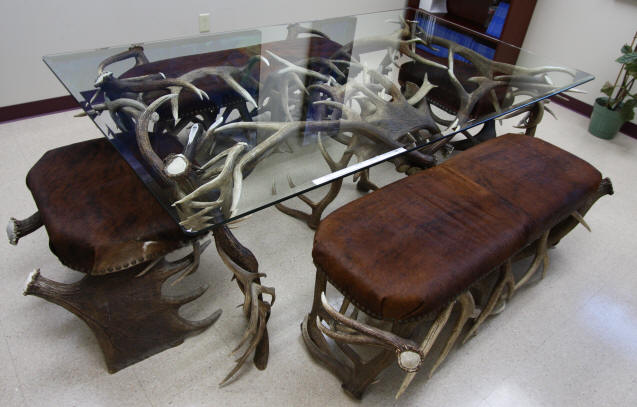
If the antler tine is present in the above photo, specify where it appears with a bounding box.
[231,285,274,354]
[98,75,208,125]
[135,257,163,278]
[320,293,421,357]
[136,94,178,185]
[407,74,437,105]
[417,32,578,81]
[286,23,331,40]
[216,241,274,387]
[104,97,150,115]
[179,210,216,231]
[219,305,268,386]
[100,98,160,129]
[172,142,247,220]
[544,105,557,120]
[215,121,319,216]
[217,246,267,310]
[243,54,270,72]
[265,50,331,82]
[221,73,259,108]
[349,81,386,104]
[298,57,348,79]
[198,136,236,173]
[231,284,262,353]
[316,316,387,347]
[170,240,207,286]
[178,64,261,112]
[162,284,209,306]
[316,132,339,171]
[96,45,149,77]
[571,210,591,232]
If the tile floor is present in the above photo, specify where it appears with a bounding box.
[0,104,635,406]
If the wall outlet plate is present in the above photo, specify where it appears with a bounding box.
[199,13,210,33]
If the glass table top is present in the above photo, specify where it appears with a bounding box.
[44,7,593,234]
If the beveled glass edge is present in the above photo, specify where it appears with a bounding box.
[40,7,596,235]
[210,74,595,234]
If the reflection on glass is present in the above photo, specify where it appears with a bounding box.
[43,8,593,233]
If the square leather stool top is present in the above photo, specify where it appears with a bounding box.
[26,135,187,275]
[313,134,602,321]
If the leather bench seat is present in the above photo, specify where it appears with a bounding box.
[312,134,601,321]
[26,136,187,275]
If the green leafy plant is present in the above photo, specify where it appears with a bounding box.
[600,32,637,122]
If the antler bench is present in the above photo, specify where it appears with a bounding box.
[302,133,612,399]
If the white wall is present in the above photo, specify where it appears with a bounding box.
[0,0,406,108]
[5,0,634,112]
[521,0,637,111]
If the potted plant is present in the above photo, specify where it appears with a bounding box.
[589,32,637,139]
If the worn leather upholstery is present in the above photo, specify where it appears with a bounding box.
[443,134,602,241]
[313,134,602,321]
[27,137,187,275]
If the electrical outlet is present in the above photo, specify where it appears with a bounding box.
[198,13,210,33]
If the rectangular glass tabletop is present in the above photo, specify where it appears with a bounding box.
[43,7,593,234]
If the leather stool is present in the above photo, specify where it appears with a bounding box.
[8,136,220,373]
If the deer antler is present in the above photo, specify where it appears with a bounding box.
[216,243,274,386]
[172,55,269,123]
[172,142,248,230]
[96,45,149,77]
[286,23,330,40]
[318,293,424,372]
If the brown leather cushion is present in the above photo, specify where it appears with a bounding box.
[313,134,602,321]
[27,137,188,275]
[445,134,602,240]
[443,134,602,241]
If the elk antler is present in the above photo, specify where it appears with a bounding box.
[172,55,269,123]
[318,293,425,372]
[216,242,275,386]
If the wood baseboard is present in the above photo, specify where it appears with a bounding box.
[550,94,637,140]
[0,96,79,123]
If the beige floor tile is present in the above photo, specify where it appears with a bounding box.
[0,322,26,407]
[484,292,637,407]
